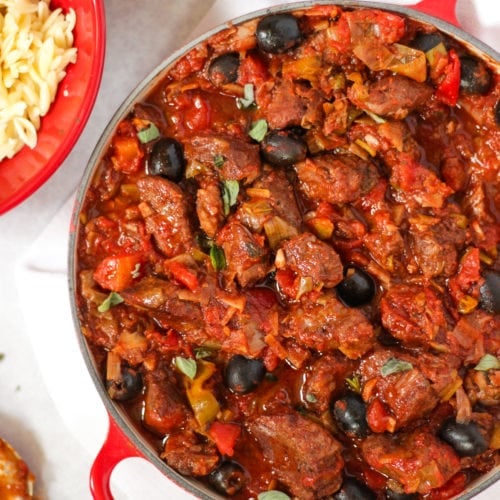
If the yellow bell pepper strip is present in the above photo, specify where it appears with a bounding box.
[184,360,220,428]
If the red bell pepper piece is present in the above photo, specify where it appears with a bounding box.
[208,421,241,457]
[166,261,199,291]
[93,254,143,292]
[436,49,461,106]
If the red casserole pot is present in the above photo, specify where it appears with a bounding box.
[68,1,500,498]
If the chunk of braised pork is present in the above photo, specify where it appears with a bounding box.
[278,232,343,288]
[361,430,461,495]
[301,353,356,414]
[247,413,344,499]
[184,134,261,184]
[237,168,302,234]
[380,284,451,349]
[295,153,379,205]
[137,176,193,257]
[282,291,375,359]
[216,221,270,287]
[196,179,224,238]
[120,276,206,341]
[347,75,433,120]
[143,363,189,435]
[162,428,220,477]
[359,349,438,432]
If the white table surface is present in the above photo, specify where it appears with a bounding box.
[0,1,498,499]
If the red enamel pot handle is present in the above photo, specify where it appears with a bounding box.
[410,0,460,27]
[90,415,144,500]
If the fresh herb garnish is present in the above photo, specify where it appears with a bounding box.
[210,244,227,271]
[258,491,291,500]
[381,357,413,377]
[474,354,500,371]
[249,119,268,142]
[98,292,124,313]
[346,375,361,393]
[236,83,256,109]
[214,154,225,168]
[195,347,215,360]
[222,179,239,215]
[305,393,317,403]
[137,122,160,143]
[174,356,197,380]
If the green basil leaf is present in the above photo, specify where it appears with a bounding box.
[174,356,197,379]
[249,119,268,142]
[222,179,239,215]
[380,357,413,377]
[98,292,124,313]
[236,83,255,109]
[474,354,500,371]
[137,123,160,143]
[210,245,227,271]
[258,491,291,500]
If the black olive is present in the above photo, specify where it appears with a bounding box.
[146,137,185,182]
[439,418,488,457]
[261,130,307,167]
[334,477,376,500]
[495,100,500,126]
[480,269,500,314]
[208,53,240,86]
[106,366,143,402]
[207,460,246,496]
[410,31,445,52]
[385,489,419,500]
[224,355,266,394]
[332,393,369,438]
[256,13,301,54]
[459,56,492,95]
[336,266,376,307]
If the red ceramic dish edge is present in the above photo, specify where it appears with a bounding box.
[0,0,106,215]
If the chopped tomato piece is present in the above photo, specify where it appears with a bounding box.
[208,421,241,457]
[436,49,461,106]
[238,53,269,85]
[111,135,144,174]
[93,254,143,292]
[166,261,199,291]
[275,268,299,299]
[366,398,396,433]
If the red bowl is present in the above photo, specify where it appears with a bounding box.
[0,0,106,215]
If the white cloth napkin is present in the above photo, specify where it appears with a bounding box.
[15,1,500,499]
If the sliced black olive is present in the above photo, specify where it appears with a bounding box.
[495,100,500,126]
[385,489,419,500]
[146,137,185,182]
[208,53,240,86]
[439,418,488,456]
[480,269,500,314]
[459,56,492,95]
[224,355,266,394]
[410,31,445,52]
[256,13,301,54]
[332,393,369,438]
[334,477,376,500]
[261,130,307,167]
[336,266,376,307]
[207,460,246,496]
[106,365,143,402]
